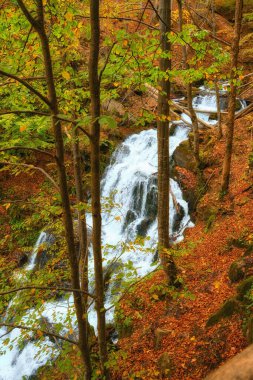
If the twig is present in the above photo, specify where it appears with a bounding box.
[0,322,78,345]
[0,70,51,108]
[0,285,95,299]
[0,162,59,191]
[0,146,55,160]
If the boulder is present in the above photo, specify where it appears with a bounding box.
[204,344,253,380]
[229,257,253,283]
[173,140,197,173]
[136,218,153,237]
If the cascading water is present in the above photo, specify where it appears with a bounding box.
[1,88,233,379]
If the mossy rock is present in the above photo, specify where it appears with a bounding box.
[229,257,253,283]
[237,276,253,301]
[206,298,239,327]
[157,352,173,378]
[245,316,253,344]
[229,260,246,283]
[172,140,197,173]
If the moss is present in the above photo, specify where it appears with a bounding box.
[237,276,253,301]
[228,260,245,283]
[245,316,253,343]
[206,298,239,327]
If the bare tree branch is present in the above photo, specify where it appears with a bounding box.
[0,110,50,117]
[0,162,59,191]
[0,70,51,107]
[0,322,78,345]
[0,285,95,299]
[99,42,117,84]
[0,146,55,160]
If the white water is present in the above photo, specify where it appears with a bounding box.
[1,90,225,379]
[182,90,246,125]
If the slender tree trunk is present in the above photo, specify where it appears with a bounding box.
[88,0,109,378]
[210,0,223,139]
[177,0,200,166]
[187,84,200,165]
[215,80,222,139]
[221,0,244,194]
[72,127,91,347]
[157,0,177,285]
[17,1,92,378]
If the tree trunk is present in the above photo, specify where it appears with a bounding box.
[72,127,90,329]
[177,0,200,166]
[221,0,244,194]
[88,0,110,378]
[17,1,92,377]
[157,0,177,285]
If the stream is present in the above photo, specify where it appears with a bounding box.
[0,89,245,379]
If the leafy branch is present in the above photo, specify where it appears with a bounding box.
[0,322,78,345]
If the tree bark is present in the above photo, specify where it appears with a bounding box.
[17,1,92,378]
[88,0,110,378]
[177,0,200,166]
[157,0,177,285]
[221,0,244,194]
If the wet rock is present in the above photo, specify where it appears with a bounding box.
[172,203,185,233]
[34,234,55,270]
[136,218,153,237]
[157,352,173,378]
[122,210,136,231]
[17,253,28,267]
[132,179,145,214]
[145,176,158,220]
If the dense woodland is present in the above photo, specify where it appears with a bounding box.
[0,0,253,379]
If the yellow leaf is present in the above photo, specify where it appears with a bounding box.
[69,328,74,334]
[214,281,221,289]
[123,39,128,47]
[115,216,121,221]
[37,330,43,337]
[65,12,73,21]
[20,125,27,132]
[30,288,36,295]
[5,203,11,210]
[62,70,70,80]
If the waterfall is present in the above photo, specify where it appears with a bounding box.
[2,87,232,378]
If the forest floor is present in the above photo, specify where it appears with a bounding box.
[1,1,253,379]
[111,114,253,380]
